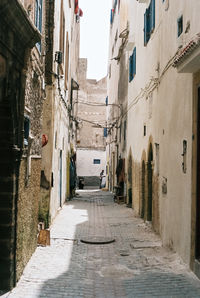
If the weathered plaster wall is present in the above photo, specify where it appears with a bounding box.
[125,0,199,265]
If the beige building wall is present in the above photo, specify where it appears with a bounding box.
[41,0,80,223]
[107,0,129,192]
[107,0,200,272]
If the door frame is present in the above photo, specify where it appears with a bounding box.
[191,71,200,274]
[147,143,153,221]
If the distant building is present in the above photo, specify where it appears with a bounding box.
[76,59,107,188]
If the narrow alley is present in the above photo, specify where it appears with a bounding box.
[5,190,200,298]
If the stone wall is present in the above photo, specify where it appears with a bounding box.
[16,158,41,281]
[0,0,41,291]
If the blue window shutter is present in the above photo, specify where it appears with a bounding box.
[105,96,108,106]
[35,0,42,52]
[129,55,133,82]
[39,0,43,33]
[93,159,101,164]
[133,47,136,77]
[104,128,107,137]
[144,10,147,46]
[147,7,151,43]
[151,0,155,31]
[110,9,113,24]
[35,0,38,27]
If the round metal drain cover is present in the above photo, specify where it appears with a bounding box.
[80,236,115,245]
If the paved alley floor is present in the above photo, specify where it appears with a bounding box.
[4,190,200,298]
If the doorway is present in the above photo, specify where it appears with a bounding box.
[141,160,145,218]
[59,150,63,207]
[196,87,200,260]
[128,155,132,206]
[147,144,153,221]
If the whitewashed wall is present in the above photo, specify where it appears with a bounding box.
[77,149,106,177]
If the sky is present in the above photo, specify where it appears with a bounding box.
[79,0,112,80]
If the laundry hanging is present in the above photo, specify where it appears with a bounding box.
[74,0,83,17]
[75,0,79,14]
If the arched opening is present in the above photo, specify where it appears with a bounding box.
[128,154,132,207]
[141,160,145,218]
[147,144,153,221]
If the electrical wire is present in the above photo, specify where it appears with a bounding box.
[115,49,179,125]
[74,100,121,109]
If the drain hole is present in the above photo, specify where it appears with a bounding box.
[80,236,115,245]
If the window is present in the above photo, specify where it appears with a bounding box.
[110,0,118,25]
[144,0,155,46]
[129,47,136,82]
[110,9,113,24]
[93,159,101,164]
[105,96,108,106]
[103,128,107,137]
[144,124,146,136]
[35,0,42,51]
[177,15,183,37]
[24,116,30,146]
[65,32,69,89]
[123,120,127,141]
[60,0,65,57]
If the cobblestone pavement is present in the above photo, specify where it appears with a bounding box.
[4,190,200,298]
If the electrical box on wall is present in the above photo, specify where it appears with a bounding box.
[55,51,63,64]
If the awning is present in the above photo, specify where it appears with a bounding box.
[173,33,200,73]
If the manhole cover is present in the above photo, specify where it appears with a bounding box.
[80,236,115,245]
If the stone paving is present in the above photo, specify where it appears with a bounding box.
[3,190,200,298]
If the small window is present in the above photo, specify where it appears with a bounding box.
[110,9,113,24]
[129,47,136,82]
[104,128,107,137]
[177,15,183,37]
[144,124,146,136]
[93,159,101,164]
[105,96,108,106]
[123,120,127,141]
[24,116,30,146]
